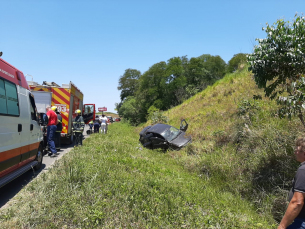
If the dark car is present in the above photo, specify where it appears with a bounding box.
[139,119,191,150]
[107,116,114,123]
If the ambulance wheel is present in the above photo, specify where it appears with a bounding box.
[34,144,43,171]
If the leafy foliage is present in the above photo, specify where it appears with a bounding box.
[118,68,141,101]
[116,96,141,125]
[248,14,305,127]
[117,54,227,124]
[198,54,227,81]
[227,53,248,73]
[147,106,169,124]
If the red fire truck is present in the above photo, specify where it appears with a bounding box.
[28,81,95,144]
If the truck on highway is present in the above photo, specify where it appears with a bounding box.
[28,81,95,144]
[0,57,44,188]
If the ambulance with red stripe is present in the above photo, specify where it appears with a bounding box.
[28,81,95,144]
[0,58,44,188]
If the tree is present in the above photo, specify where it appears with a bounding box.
[117,96,141,125]
[137,61,167,110]
[165,57,187,107]
[186,57,213,93]
[198,54,227,81]
[117,69,141,101]
[116,54,228,124]
[248,14,305,127]
[227,53,248,73]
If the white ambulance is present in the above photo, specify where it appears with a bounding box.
[0,57,44,188]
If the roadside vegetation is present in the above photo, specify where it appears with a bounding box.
[163,67,302,224]
[115,53,246,125]
[0,66,294,228]
[0,121,274,228]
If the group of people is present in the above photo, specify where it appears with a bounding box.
[45,106,85,156]
[89,114,108,134]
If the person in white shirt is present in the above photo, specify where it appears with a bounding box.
[99,114,108,134]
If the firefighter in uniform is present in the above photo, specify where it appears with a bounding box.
[72,109,85,146]
[52,106,62,150]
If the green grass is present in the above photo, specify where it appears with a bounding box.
[1,67,300,228]
[0,123,274,228]
[155,67,302,224]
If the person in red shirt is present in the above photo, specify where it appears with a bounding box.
[46,105,58,157]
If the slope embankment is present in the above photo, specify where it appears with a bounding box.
[0,68,299,228]
[159,67,302,223]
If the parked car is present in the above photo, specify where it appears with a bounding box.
[107,116,113,123]
[115,117,121,122]
[139,119,191,150]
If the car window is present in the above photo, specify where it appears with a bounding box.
[161,126,180,141]
[153,133,165,140]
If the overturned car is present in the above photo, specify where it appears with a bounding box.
[139,119,191,150]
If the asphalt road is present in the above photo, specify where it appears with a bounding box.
[0,125,91,208]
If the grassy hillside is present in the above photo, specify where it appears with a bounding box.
[0,124,274,228]
[0,68,301,228]
[149,67,303,222]
[96,112,119,118]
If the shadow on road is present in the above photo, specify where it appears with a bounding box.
[0,164,46,208]
[0,127,91,209]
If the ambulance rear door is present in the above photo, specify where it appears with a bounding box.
[0,80,22,176]
[31,91,52,114]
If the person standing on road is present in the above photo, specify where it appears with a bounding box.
[52,106,62,151]
[46,105,58,157]
[93,119,101,133]
[72,109,85,145]
[99,114,108,134]
[278,137,305,229]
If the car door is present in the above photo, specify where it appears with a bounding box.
[151,134,167,149]
[0,80,22,176]
[18,86,32,163]
[27,92,41,159]
[180,119,188,132]
[83,104,95,124]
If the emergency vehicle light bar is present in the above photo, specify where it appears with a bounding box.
[42,81,61,87]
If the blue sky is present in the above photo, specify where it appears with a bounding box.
[1,0,304,113]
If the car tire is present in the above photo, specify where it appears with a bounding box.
[34,144,43,171]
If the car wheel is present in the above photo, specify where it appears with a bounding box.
[34,144,43,170]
